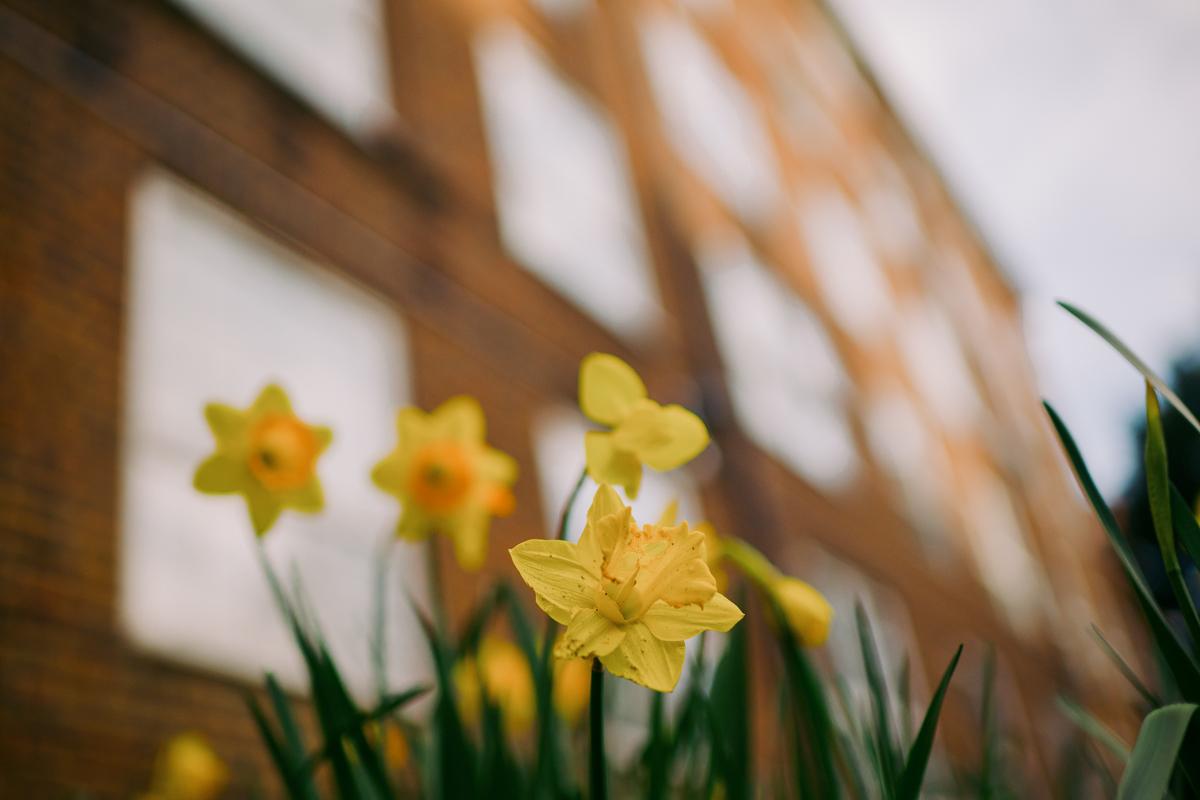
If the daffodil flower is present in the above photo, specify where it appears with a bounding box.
[371,396,517,571]
[142,732,229,800]
[579,353,709,498]
[193,384,331,536]
[552,655,593,725]
[510,485,743,692]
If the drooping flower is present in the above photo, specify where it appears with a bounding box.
[452,636,535,735]
[509,485,743,692]
[774,577,833,647]
[140,732,228,800]
[193,384,331,536]
[552,654,593,725]
[371,396,517,571]
[722,537,833,647]
[579,353,709,498]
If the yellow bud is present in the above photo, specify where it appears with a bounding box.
[553,657,593,725]
[150,732,228,800]
[773,577,833,647]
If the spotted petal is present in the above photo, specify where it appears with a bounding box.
[599,623,685,693]
[509,540,600,625]
[557,608,625,659]
[641,594,743,641]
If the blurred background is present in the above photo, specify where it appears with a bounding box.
[2,0,1198,795]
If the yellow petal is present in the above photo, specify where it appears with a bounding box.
[450,512,489,572]
[312,425,333,453]
[252,384,293,416]
[371,451,409,497]
[396,505,432,541]
[656,499,679,527]
[283,479,324,513]
[577,495,632,574]
[193,454,246,494]
[395,406,429,447]
[773,578,834,647]
[509,540,600,625]
[244,482,283,536]
[612,403,709,472]
[579,353,647,426]
[599,623,685,692]
[479,447,518,484]
[556,608,625,659]
[432,395,485,442]
[203,403,246,443]
[584,431,642,498]
[640,594,743,641]
[586,483,625,527]
[634,525,717,609]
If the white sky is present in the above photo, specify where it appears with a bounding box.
[828,0,1200,496]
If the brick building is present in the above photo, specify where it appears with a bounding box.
[1,0,1135,795]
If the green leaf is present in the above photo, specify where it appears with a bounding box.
[413,606,478,799]
[1044,402,1200,701]
[246,693,312,800]
[1057,696,1130,763]
[265,675,320,800]
[1170,486,1200,565]
[895,644,962,800]
[1089,625,1160,708]
[1117,703,1197,800]
[856,602,900,793]
[1059,301,1200,436]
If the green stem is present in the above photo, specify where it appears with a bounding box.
[556,467,589,541]
[426,538,449,638]
[589,660,607,800]
[371,534,396,701]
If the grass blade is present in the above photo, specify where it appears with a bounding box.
[1171,486,1200,565]
[855,602,900,792]
[708,611,750,800]
[1145,383,1200,652]
[1057,696,1130,763]
[1090,625,1161,708]
[895,644,962,800]
[1117,703,1197,800]
[1044,402,1200,701]
[1059,300,1200,436]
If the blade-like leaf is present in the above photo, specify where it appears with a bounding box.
[1171,486,1200,565]
[856,602,900,792]
[265,675,320,800]
[1045,402,1200,701]
[1059,300,1200,436]
[1117,703,1197,800]
[709,611,750,800]
[1057,696,1130,763]
[1090,625,1161,708]
[895,644,962,800]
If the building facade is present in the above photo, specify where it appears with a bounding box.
[0,0,1137,795]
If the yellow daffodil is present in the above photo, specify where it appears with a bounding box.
[723,538,833,647]
[142,732,228,800]
[193,384,331,536]
[658,500,728,594]
[553,655,593,725]
[509,485,743,692]
[452,636,535,735]
[371,396,517,571]
[579,353,709,498]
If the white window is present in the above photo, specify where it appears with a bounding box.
[797,184,894,342]
[961,468,1047,638]
[895,300,983,435]
[172,0,393,132]
[121,170,429,699]
[697,235,860,491]
[474,23,663,343]
[638,10,784,223]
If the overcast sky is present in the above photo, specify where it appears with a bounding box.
[827,0,1200,496]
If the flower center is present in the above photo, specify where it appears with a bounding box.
[248,414,318,491]
[409,441,475,513]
